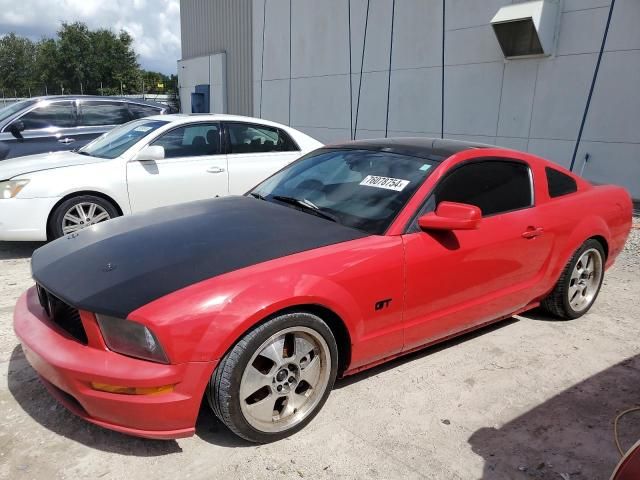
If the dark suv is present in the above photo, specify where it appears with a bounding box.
[0,96,171,159]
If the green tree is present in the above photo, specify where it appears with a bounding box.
[0,23,174,97]
[56,22,95,93]
[0,33,37,96]
[34,38,60,94]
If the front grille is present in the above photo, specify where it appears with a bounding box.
[36,284,88,344]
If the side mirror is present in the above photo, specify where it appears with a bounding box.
[133,145,165,161]
[8,121,25,141]
[418,201,481,231]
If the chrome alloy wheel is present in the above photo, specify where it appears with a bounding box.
[239,327,331,433]
[61,202,111,235]
[568,248,603,312]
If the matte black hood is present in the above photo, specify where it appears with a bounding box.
[32,196,368,318]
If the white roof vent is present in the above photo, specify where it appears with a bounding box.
[491,0,560,58]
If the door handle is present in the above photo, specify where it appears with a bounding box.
[207,166,226,174]
[58,138,75,144]
[522,226,544,239]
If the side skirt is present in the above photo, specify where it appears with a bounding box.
[341,301,540,377]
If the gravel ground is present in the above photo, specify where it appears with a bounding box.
[0,221,638,480]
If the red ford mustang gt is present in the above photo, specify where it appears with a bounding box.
[14,138,632,443]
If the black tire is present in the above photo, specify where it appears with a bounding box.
[541,239,606,320]
[208,312,338,443]
[49,195,119,239]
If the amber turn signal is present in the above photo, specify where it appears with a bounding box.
[90,382,174,395]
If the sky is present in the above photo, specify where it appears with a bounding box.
[0,0,181,74]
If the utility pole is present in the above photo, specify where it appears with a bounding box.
[120,81,123,96]
[45,84,48,95]
[100,82,103,95]
[80,82,83,95]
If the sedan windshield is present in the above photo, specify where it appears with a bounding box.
[250,149,439,234]
[79,119,168,159]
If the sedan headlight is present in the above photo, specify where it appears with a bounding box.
[96,315,169,363]
[0,179,29,199]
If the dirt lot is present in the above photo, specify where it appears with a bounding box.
[1,224,639,480]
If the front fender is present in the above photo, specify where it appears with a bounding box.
[192,273,362,363]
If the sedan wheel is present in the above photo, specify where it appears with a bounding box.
[49,195,120,240]
[62,202,112,235]
[209,312,338,443]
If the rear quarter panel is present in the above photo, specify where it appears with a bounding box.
[532,183,632,301]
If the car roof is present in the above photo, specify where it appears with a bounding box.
[324,137,494,161]
[142,113,295,130]
[26,95,167,109]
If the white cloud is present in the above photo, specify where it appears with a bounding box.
[0,0,181,74]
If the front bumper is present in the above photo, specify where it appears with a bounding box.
[0,197,59,241]
[13,287,217,439]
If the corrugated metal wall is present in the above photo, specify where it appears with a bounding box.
[180,0,253,116]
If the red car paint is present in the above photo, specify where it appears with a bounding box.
[13,147,633,439]
[611,440,640,480]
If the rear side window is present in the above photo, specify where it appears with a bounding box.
[226,123,298,154]
[129,103,163,119]
[19,101,75,129]
[431,160,532,216]
[80,101,130,126]
[546,167,577,198]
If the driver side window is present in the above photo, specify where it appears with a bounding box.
[151,123,221,158]
[411,159,533,231]
[19,101,76,130]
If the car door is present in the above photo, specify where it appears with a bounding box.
[223,122,302,194]
[401,158,553,351]
[2,100,77,158]
[126,122,228,212]
[75,100,133,148]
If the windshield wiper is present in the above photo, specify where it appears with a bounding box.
[249,192,266,200]
[75,151,92,157]
[272,195,337,223]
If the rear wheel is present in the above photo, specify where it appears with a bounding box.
[49,195,119,239]
[208,312,338,443]
[541,239,605,319]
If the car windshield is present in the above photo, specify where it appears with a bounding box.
[249,148,439,234]
[79,119,169,159]
[0,100,36,124]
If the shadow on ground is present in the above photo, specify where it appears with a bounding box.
[468,354,640,479]
[8,318,522,452]
[335,317,520,389]
[8,344,253,451]
[7,345,183,456]
[0,241,44,260]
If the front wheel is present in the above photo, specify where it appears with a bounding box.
[49,195,119,239]
[541,239,605,319]
[208,312,338,443]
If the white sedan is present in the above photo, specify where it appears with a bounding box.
[0,114,322,241]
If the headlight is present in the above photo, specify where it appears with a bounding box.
[96,314,169,363]
[0,179,29,199]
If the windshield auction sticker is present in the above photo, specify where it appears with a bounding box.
[360,175,410,191]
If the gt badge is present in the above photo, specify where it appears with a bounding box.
[375,298,392,311]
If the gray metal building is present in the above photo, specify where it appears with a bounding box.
[179,0,640,198]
